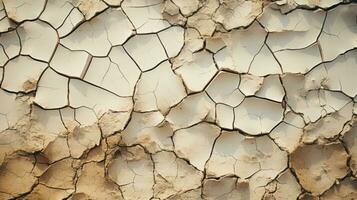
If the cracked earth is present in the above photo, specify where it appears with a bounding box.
[0,0,357,199]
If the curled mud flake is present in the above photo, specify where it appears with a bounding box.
[40,0,75,29]
[59,107,78,129]
[42,136,71,163]
[302,101,353,143]
[77,0,108,20]
[50,44,91,79]
[263,169,302,200]
[39,158,76,190]
[213,0,263,30]
[158,26,185,58]
[171,0,200,16]
[299,192,320,200]
[306,49,357,98]
[61,8,134,56]
[166,92,215,130]
[205,36,226,53]
[206,71,244,107]
[0,50,7,67]
[290,143,349,195]
[298,0,341,9]
[256,75,285,102]
[202,177,250,200]
[207,131,288,199]
[238,74,264,96]
[99,110,131,137]
[121,111,174,153]
[234,97,284,135]
[343,123,357,176]
[186,0,219,37]
[259,5,311,33]
[108,145,154,200]
[166,188,203,200]
[124,34,168,71]
[2,56,46,93]
[206,131,287,181]
[0,89,30,132]
[175,50,217,93]
[103,0,123,6]
[248,45,282,76]
[216,103,235,130]
[318,4,357,61]
[134,61,187,114]
[18,21,58,62]
[75,162,123,200]
[282,73,352,123]
[24,184,74,200]
[3,0,46,23]
[0,108,61,164]
[275,44,322,74]
[107,45,141,91]
[214,21,267,73]
[34,68,69,109]
[321,177,357,200]
[122,0,171,34]
[173,122,221,171]
[74,107,99,126]
[85,142,107,163]
[84,46,140,96]
[69,79,133,115]
[0,156,39,199]
[152,151,203,199]
[57,8,85,37]
[0,30,20,59]
[164,0,263,36]
[263,8,325,51]
[30,106,67,135]
[67,124,101,158]
[270,112,305,153]
[0,13,15,33]
[162,0,186,26]
[171,28,204,69]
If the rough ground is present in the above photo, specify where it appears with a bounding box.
[0,0,357,199]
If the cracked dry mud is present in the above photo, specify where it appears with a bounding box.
[0,0,357,199]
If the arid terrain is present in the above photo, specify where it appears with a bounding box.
[0,0,357,199]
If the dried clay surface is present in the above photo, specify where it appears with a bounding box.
[0,0,357,199]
